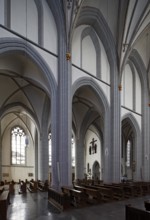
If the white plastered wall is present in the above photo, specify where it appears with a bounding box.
[85,130,102,180]
[9,0,57,54]
[121,64,142,114]
[82,35,96,76]
[43,0,57,54]
[11,0,38,43]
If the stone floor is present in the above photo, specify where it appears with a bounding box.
[7,186,150,220]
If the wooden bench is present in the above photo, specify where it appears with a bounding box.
[0,186,4,193]
[9,182,15,194]
[27,180,38,193]
[0,190,10,220]
[74,185,102,204]
[81,184,114,202]
[112,183,135,198]
[132,183,143,197]
[61,186,86,207]
[38,180,49,192]
[48,188,70,211]
[122,184,135,198]
[125,204,150,220]
[103,184,124,200]
[19,181,27,194]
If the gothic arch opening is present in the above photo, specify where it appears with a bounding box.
[121,115,141,181]
[72,80,109,182]
[92,161,100,181]
[0,46,52,182]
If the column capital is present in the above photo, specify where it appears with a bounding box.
[118,84,122,91]
[66,52,71,60]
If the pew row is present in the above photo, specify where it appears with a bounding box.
[38,180,49,192]
[61,186,87,207]
[27,180,38,193]
[81,184,114,202]
[48,188,70,211]
[74,185,102,204]
[125,204,150,220]
[0,187,10,220]
[19,181,27,194]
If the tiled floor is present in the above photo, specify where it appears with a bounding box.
[7,186,150,220]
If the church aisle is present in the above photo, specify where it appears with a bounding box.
[7,190,150,220]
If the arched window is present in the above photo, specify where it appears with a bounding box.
[48,133,51,166]
[72,137,75,167]
[11,126,26,165]
[126,140,131,167]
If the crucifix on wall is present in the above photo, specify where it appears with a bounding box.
[89,138,97,154]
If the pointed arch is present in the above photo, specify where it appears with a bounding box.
[122,113,142,180]
[72,77,109,113]
[122,113,141,137]
[0,37,57,97]
[72,77,111,182]
[81,26,101,79]
[76,6,118,79]
[92,160,100,180]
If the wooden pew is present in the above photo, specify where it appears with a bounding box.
[27,180,38,193]
[48,187,70,211]
[137,182,150,195]
[0,186,4,194]
[74,185,102,204]
[122,184,135,198]
[112,183,135,198]
[61,186,86,207]
[98,184,124,200]
[132,183,143,197]
[19,181,27,194]
[38,180,49,192]
[9,182,15,194]
[125,204,150,220]
[0,189,10,220]
[83,184,114,202]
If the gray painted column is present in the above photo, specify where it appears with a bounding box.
[46,0,72,189]
[103,111,111,183]
[134,135,142,181]
[34,130,38,180]
[38,131,49,181]
[111,74,121,183]
[129,50,150,181]
[142,100,150,181]
[0,122,2,181]
[75,138,84,180]
[51,49,72,190]
[51,94,60,189]
[38,97,49,181]
[57,55,72,187]
[4,0,11,28]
